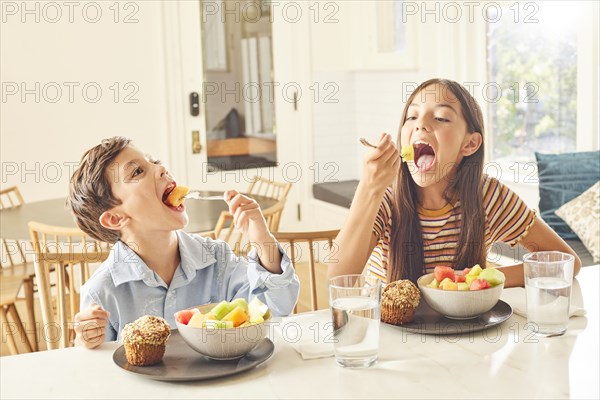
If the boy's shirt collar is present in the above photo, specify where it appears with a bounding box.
[108,231,217,287]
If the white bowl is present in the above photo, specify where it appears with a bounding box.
[417,273,503,319]
[175,303,271,360]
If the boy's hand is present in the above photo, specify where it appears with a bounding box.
[224,190,282,273]
[74,304,109,349]
[224,190,270,243]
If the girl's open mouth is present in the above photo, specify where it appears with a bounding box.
[413,142,436,171]
[162,183,185,212]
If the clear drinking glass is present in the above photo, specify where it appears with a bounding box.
[328,275,382,368]
[523,251,575,337]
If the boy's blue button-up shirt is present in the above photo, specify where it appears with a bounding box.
[80,230,299,341]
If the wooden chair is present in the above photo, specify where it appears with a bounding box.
[247,176,292,232]
[213,199,285,256]
[0,186,38,351]
[1,275,33,355]
[0,186,24,209]
[28,222,110,350]
[274,230,340,313]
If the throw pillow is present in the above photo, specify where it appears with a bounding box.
[555,180,600,262]
[536,151,600,240]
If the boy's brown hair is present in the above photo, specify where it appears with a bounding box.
[67,136,131,243]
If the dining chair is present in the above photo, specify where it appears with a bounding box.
[1,274,34,355]
[273,230,340,313]
[0,186,38,351]
[213,199,285,256]
[28,221,110,350]
[246,177,292,232]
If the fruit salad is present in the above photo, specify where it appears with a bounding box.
[426,265,505,291]
[175,298,269,329]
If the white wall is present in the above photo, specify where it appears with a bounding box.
[1,1,169,202]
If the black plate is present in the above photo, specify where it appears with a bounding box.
[113,331,274,381]
[385,300,513,335]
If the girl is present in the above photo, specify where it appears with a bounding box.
[328,79,581,287]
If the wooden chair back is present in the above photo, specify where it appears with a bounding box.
[247,177,292,232]
[28,221,110,350]
[1,186,27,267]
[0,186,24,209]
[213,200,285,256]
[274,230,340,313]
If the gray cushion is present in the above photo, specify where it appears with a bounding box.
[535,151,600,240]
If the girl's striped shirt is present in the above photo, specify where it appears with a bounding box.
[367,175,536,282]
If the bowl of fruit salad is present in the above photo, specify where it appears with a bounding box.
[174,297,271,360]
[416,265,506,319]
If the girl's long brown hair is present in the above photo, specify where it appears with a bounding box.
[388,79,486,282]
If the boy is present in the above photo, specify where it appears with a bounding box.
[69,137,299,348]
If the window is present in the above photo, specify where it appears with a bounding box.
[487,2,579,163]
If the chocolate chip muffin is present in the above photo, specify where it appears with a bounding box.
[381,280,421,325]
[122,315,171,366]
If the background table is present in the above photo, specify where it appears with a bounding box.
[1,266,597,399]
[0,192,277,239]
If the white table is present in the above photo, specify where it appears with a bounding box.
[2,267,598,399]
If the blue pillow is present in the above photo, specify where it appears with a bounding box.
[536,151,600,240]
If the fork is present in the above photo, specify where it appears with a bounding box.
[359,137,377,148]
[184,191,224,201]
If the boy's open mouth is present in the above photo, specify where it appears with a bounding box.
[413,142,436,170]
[162,183,185,211]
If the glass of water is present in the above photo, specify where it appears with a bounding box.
[328,274,382,368]
[524,251,575,337]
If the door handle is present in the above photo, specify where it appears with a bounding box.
[192,131,202,154]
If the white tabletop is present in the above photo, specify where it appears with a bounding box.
[2,266,598,399]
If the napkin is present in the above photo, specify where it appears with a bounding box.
[277,312,334,360]
[501,285,586,318]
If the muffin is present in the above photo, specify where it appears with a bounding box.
[381,280,421,325]
[122,315,171,366]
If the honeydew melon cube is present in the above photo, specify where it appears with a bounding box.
[467,264,483,277]
[210,301,234,320]
[230,298,249,312]
[439,277,453,287]
[457,282,470,291]
[427,278,440,288]
[441,281,458,291]
[187,312,205,328]
[479,268,506,286]
[248,297,269,321]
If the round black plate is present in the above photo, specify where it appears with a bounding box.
[113,331,274,381]
[385,300,513,335]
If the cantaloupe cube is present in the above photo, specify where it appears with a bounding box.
[222,306,248,327]
[165,185,190,207]
[204,320,234,329]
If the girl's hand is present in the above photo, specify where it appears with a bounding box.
[362,133,400,193]
[74,304,109,349]
[224,190,270,243]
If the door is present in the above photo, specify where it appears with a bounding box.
[164,0,312,229]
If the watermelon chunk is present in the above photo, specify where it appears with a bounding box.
[434,266,455,283]
[469,279,491,291]
[175,309,195,325]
